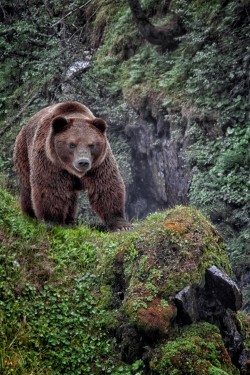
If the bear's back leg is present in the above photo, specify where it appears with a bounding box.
[20,186,35,218]
[13,128,34,217]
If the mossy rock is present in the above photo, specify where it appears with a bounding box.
[150,322,239,374]
[109,206,231,336]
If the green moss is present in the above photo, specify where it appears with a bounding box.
[133,206,230,291]
[0,188,235,373]
[150,322,239,374]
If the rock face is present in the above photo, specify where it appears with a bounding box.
[175,266,242,324]
[124,107,190,219]
[205,265,242,311]
[175,265,245,367]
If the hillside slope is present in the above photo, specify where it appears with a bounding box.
[1,187,249,374]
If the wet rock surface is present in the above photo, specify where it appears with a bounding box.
[239,349,250,375]
[174,265,248,371]
[124,108,190,219]
[205,265,242,311]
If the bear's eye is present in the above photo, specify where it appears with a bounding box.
[89,144,95,150]
[69,143,76,150]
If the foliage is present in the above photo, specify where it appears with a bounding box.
[0,283,114,374]
[189,125,250,264]
[0,7,56,116]
[237,311,250,349]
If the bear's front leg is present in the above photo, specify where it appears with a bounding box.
[65,191,79,225]
[88,184,132,231]
[84,154,132,232]
[30,155,79,225]
[103,213,133,232]
[31,183,70,224]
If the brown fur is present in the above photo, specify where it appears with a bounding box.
[13,101,131,230]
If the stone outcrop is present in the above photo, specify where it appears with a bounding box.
[175,266,244,366]
[124,107,190,219]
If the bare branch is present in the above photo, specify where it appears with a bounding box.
[51,0,94,27]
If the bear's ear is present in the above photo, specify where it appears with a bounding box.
[52,116,69,133]
[90,118,107,133]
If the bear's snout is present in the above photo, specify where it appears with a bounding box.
[74,157,91,173]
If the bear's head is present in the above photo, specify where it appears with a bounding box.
[47,116,108,177]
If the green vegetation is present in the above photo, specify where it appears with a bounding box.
[237,311,250,349]
[0,1,249,371]
[150,322,238,374]
[0,187,236,374]
[0,188,142,374]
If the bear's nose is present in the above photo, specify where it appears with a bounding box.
[76,158,90,171]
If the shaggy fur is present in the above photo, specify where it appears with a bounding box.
[13,101,130,230]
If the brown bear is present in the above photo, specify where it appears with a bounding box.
[13,101,131,231]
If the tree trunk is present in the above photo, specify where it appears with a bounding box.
[127,0,184,50]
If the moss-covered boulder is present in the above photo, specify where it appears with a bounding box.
[150,322,238,375]
[0,188,244,374]
[108,207,231,338]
